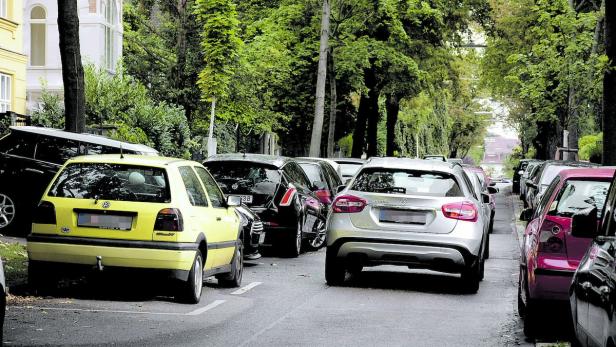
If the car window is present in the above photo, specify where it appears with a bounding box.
[283,162,311,188]
[299,163,324,185]
[48,163,170,203]
[35,136,80,164]
[461,171,478,200]
[602,180,616,236]
[339,163,362,178]
[351,168,463,197]
[195,166,226,208]
[547,180,611,218]
[0,132,36,158]
[540,165,571,186]
[86,143,137,155]
[534,177,560,218]
[324,163,342,187]
[178,166,208,207]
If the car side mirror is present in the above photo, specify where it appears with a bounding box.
[487,186,498,194]
[519,208,533,222]
[489,182,496,187]
[227,195,241,207]
[571,207,599,238]
[481,193,490,204]
[312,181,327,191]
[336,185,346,194]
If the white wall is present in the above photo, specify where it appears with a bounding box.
[23,0,122,111]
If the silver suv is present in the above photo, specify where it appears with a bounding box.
[324,158,488,293]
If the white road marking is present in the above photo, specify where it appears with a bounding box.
[12,299,228,317]
[230,281,262,295]
[185,299,226,316]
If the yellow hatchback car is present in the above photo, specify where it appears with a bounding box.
[27,155,244,303]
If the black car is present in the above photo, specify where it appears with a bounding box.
[203,154,327,257]
[569,173,616,347]
[513,159,534,194]
[0,126,158,235]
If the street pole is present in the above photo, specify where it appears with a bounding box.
[308,0,330,157]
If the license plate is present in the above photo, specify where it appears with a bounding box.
[77,213,133,231]
[232,195,253,204]
[379,209,427,225]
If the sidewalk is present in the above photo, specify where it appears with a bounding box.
[0,235,26,246]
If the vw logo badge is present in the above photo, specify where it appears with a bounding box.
[61,227,70,234]
[102,201,111,209]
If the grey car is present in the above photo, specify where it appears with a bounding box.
[325,158,488,293]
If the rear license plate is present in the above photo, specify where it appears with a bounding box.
[77,213,133,231]
[379,209,427,225]
[232,195,253,204]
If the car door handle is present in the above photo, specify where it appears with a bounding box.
[600,286,611,295]
[24,168,44,174]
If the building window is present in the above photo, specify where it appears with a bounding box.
[103,0,117,71]
[0,0,7,19]
[0,74,11,112]
[30,6,46,66]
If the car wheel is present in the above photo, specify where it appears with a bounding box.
[461,259,481,293]
[325,250,346,286]
[521,273,538,337]
[286,220,303,258]
[0,192,17,233]
[307,219,326,250]
[28,260,56,293]
[218,240,243,288]
[488,211,495,234]
[178,251,203,304]
[517,270,526,317]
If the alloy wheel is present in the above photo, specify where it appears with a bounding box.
[193,255,203,299]
[309,220,326,249]
[0,193,15,229]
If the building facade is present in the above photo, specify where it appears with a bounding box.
[23,0,122,111]
[0,0,28,114]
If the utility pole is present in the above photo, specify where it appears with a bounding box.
[309,0,330,157]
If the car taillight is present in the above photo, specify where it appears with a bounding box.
[442,202,478,222]
[279,185,297,207]
[33,201,56,224]
[538,220,566,255]
[315,189,332,204]
[154,208,183,231]
[332,195,367,213]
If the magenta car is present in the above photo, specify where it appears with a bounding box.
[518,167,614,337]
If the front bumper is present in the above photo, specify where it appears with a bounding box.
[27,235,198,276]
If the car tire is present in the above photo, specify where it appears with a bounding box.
[325,250,346,286]
[0,191,19,234]
[286,221,303,258]
[28,260,56,293]
[307,219,326,250]
[461,259,481,293]
[217,240,243,288]
[488,211,495,234]
[523,298,538,337]
[178,251,203,304]
[484,233,490,260]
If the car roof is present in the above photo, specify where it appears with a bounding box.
[558,167,616,180]
[9,126,158,154]
[205,153,291,168]
[296,157,339,168]
[362,157,459,173]
[63,154,193,168]
[332,158,365,164]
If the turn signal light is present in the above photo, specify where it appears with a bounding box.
[442,202,478,222]
[332,195,367,213]
[33,201,56,224]
[279,185,297,207]
[154,208,184,231]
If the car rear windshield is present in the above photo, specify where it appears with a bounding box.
[549,179,611,217]
[339,163,362,177]
[48,163,170,203]
[540,165,574,186]
[204,161,281,198]
[351,168,464,197]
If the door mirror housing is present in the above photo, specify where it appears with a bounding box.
[519,208,534,222]
[571,207,599,238]
[487,186,498,194]
[227,195,241,207]
[481,193,490,204]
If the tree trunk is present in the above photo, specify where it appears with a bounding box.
[351,95,368,158]
[207,97,216,157]
[326,50,337,158]
[385,94,399,156]
[58,0,85,133]
[604,0,616,165]
[365,89,379,157]
[309,0,330,157]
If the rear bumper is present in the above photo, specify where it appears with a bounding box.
[530,268,575,301]
[27,235,198,275]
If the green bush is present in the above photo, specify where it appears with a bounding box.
[579,133,602,163]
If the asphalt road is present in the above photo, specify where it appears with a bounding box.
[5,186,538,346]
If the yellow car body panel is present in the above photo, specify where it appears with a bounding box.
[27,155,240,275]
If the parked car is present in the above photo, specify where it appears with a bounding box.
[518,167,614,337]
[203,154,327,256]
[519,160,543,204]
[525,160,596,212]
[569,169,616,347]
[27,155,244,304]
[325,158,489,293]
[463,167,496,259]
[298,157,343,181]
[448,158,464,165]
[235,204,264,260]
[0,126,158,235]
[332,158,365,184]
[513,159,535,194]
[464,165,497,233]
[423,154,447,162]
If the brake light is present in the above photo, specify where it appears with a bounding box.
[332,195,367,213]
[315,189,332,204]
[442,202,478,222]
[33,201,56,224]
[279,185,297,207]
[154,208,184,231]
[538,220,566,255]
